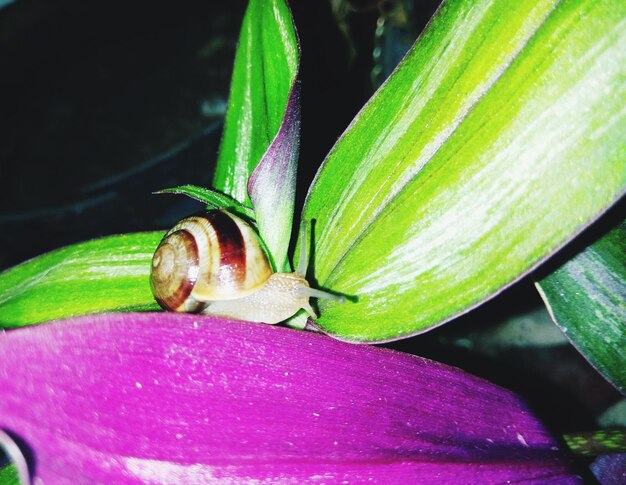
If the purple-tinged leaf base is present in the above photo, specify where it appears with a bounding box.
[248,84,301,271]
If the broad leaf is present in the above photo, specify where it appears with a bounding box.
[536,220,626,393]
[302,0,626,341]
[0,313,578,483]
[213,0,299,270]
[0,233,162,328]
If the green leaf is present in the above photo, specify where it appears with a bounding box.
[0,233,163,328]
[302,0,626,341]
[536,220,626,393]
[0,464,20,485]
[0,428,27,485]
[0,0,302,328]
[212,0,300,270]
[213,0,298,206]
[156,185,255,220]
[563,429,626,456]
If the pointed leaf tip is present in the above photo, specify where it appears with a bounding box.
[156,185,255,219]
[213,0,299,207]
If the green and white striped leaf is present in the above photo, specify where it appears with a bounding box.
[0,0,302,330]
[212,0,298,203]
[0,233,162,328]
[302,0,626,342]
[536,220,626,393]
[212,0,299,270]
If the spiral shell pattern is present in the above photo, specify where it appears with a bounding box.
[150,210,272,312]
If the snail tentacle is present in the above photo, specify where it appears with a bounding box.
[150,209,343,323]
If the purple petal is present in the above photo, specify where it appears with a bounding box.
[0,313,578,483]
[248,83,300,271]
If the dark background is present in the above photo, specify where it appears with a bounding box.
[0,0,439,270]
[0,2,621,476]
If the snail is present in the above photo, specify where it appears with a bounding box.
[150,209,342,324]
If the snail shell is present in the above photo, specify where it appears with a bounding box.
[150,209,326,324]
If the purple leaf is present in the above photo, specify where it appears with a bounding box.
[0,313,578,483]
[591,453,626,485]
[248,83,300,271]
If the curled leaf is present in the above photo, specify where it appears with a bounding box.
[0,313,578,483]
[212,0,300,270]
[248,84,301,271]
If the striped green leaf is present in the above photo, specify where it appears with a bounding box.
[0,233,162,328]
[302,0,626,341]
[212,0,299,270]
[156,185,255,220]
[0,0,301,329]
[536,220,626,393]
[213,0,298,206]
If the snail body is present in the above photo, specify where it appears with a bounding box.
[150,209,338,324]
